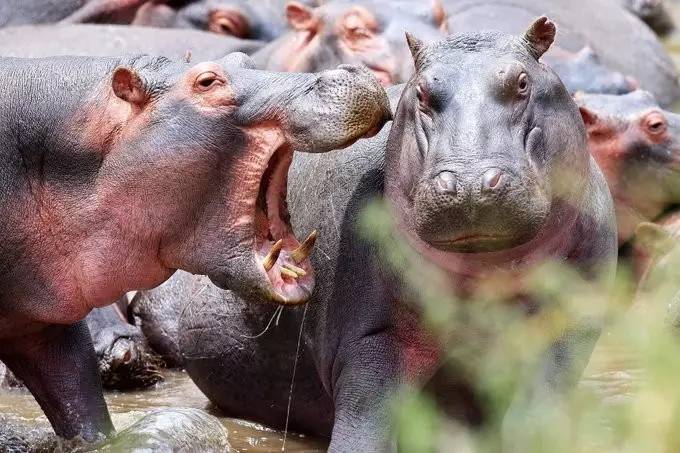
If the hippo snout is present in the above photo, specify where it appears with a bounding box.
[430,167,512,200]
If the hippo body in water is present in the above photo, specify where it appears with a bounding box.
[576,90,680,244]
[0,52,390,442]
[443,0,680,105]
[178,20,617,451]
[0,25,264,60]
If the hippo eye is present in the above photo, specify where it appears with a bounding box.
[195,71,224,90]
[517,72,529,95]
[645,112,667,135]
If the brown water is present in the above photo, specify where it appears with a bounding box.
[0,370,327,452]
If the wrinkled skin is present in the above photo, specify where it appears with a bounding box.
[576,90,680,244]
[130,272,198,367]
[443,0,680,106]
[543,45,637,95]
[0,0,152,26]
[0,25,264,60]
[0,53,389,441]
[253,0,447,85]
[86,305,163,390]
[133,0,318,41]
[619,0,675,36]
[179,21,617,452]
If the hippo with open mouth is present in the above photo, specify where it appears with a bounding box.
[176,17,617,452]
[0,52,390,441]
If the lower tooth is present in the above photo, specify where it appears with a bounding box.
[280,268,298,279]
[283,263,307,276]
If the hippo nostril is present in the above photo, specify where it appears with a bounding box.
[122,350,132,364]
[434,171,457,195]
[482,168,505,192]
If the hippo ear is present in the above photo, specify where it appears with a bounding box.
[286,1,318,31]
[524,16,556,60]
[636,222,674,256]
[578,105,599,128]
[405,32,426,70]
[432,0,448,32]
[112,67,147,107]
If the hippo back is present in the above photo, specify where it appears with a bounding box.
[444,0,680,106]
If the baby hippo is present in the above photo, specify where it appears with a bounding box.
[577,90,680,243]
[0,52,390,442]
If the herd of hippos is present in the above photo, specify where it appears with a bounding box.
[1,0,680,451]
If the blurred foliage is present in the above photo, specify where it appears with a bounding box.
[359,199,680,453]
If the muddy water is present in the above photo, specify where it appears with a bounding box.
[0,370,327,452]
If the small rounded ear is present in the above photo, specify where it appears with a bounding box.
[579,105,599,128]
[286,1,317,31]
[405,32,426,70]
[524,16,556,60]
[208,9,250,38]
[636,222,674,256]
[112,67,147,106]
[432,0,448,32]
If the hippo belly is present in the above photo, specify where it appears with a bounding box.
[445,0,680,106]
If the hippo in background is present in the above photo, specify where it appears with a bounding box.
[178,18,617,451]
[576,90,680,244]
[133,0,319,41]
[0,0,152,26]
[443,0,680,106]
[252,0,448,85]
[0,25,264,60]
[619,0,675,36]
[0,50,390,443]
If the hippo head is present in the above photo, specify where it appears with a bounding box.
[385,17,590,254]
[545,46,638,95]
[577,90,680,226]
[94,53,390,304]
[266,0,447,85]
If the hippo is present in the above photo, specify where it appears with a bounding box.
[0,0,151,26]
[0,52,390,442]
[252,0,448,85]
[178,18,617,451]
[86,305,163,390]
[443,0,680,106]
[575,90,680,244]
[542,45,638,95]
[0,25,264,61]
[619,0,675,36]
[0,304,163,391]
[133,0,318,41]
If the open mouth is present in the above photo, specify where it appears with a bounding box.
[432,234,514,252]
[254,145,316,304]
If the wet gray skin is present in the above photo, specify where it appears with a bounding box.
[619,0,675,36]
[252,0,447,85]
[0,52,390,442]
[133,0,318,41]
[0,25,265,60]
[443,0,680,106]
[86,305,163,390]
[177,18,617,452]
[576,90,680,244]
[543,46,638,95]
[0,0,148,26]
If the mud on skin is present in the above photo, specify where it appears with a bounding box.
[576,90,680,244]
[0,52,390,441]
[178,17,617,452]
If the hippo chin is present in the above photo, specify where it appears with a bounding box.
[0,52,389,441]
[176,18,617,452]
[576,90,680,244]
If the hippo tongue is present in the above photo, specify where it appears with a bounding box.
[255,145,316,303]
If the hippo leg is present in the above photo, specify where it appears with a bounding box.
[328,331,398,453]
[0,321,113,441]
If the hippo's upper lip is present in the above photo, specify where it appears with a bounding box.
[429,234,515,252]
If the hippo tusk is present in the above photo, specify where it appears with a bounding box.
[263,239,284,271]
[291,230,318,264]
[283,263,307,276]
[280,267,299,279]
